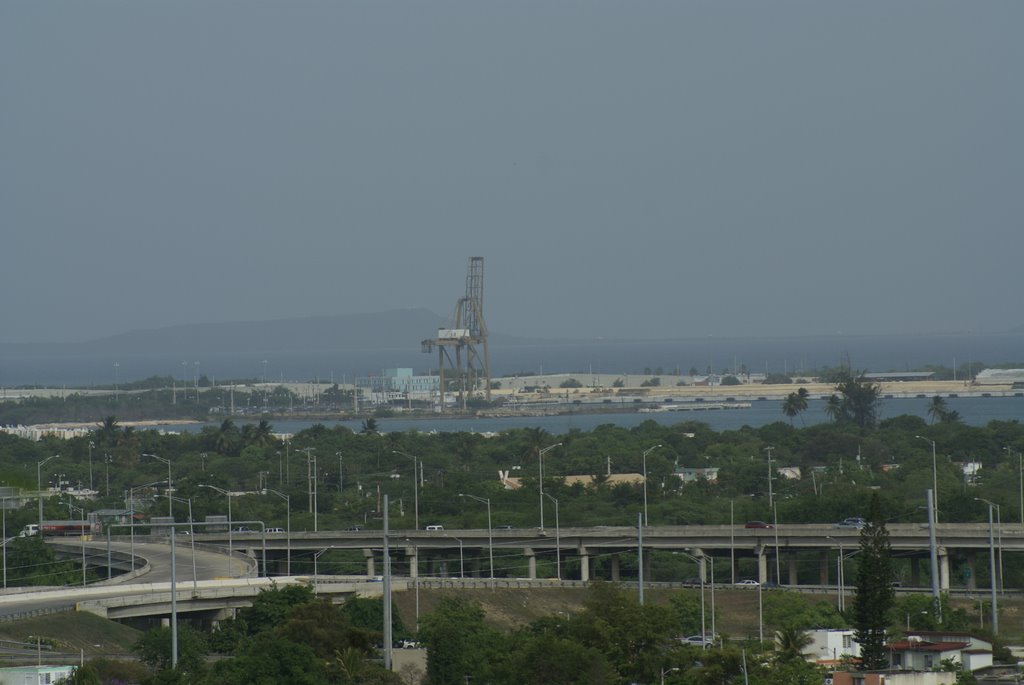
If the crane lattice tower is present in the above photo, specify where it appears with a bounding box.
[421,256,491,410]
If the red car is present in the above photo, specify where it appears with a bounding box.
[744,520,774,529]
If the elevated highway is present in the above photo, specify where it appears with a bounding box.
[0,523,1010,624]
[189,522,1008,590]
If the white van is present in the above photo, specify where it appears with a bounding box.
[425,524,444,531]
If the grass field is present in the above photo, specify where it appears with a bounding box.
[0,611,142,661]
[2,586,1021,668]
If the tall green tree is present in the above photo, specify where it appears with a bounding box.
[852,494,895,670]
[204,634,325,685]
[782,393,802,426]
[824,394,844,423]
[834,371,882,428]
[781,388,809,426]
[132,624,208,676]
[93,416,121,446]
[419,597,504,685]
[927,396,948,424]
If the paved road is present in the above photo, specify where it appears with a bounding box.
[103,540,253,584]
[0,539,246,620]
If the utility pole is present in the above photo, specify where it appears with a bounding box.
[296,447,317,527]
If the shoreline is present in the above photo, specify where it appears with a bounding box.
[9,380,1018,431]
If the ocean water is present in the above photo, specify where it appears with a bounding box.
[1,332,1022,387]
[161,395,1022,436]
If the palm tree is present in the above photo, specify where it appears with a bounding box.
[215,419,240,455]
[927,396,948,424]
[331,647,366,682]
[775,626,813,662]
[782,393,801,426]
[796,387,810,410]
[243,419,275,448]
[94,416,121,446]
[792,387,811,426]
[824,394,844,423]
[834,371,881,428]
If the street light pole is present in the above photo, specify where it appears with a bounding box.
[538,443,562,531]
[67,502,87,587]
[450,537,464,578]
[88,441,94,492]
[127,479,167,564]
[641,445,663,527]
[763,446,774,510]
[392,451,420,530]
[37,455,59,527]
[336,452,344,493]
[916,436,939,523]
[297,447,317,531]
[314,546,334,596]
[2,497,10,589]
[825,537,841,612]
[142,454,172,517]
[1006,447,1022,526]
[170,496,198,592]
[638,512,644,605]
[200,484,233,576]
[459,493,493,585]
[730,499,736,585]
[544,492,561,580]
[976,498,999,635]
[263,488,291,576]
[677,550,707,648]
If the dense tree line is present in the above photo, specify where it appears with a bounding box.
[2,394,1023,584]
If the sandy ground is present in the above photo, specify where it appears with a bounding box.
[494,379,1008,403]
[28,419,199,430]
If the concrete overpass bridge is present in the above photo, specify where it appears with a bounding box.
[0,522,1009,626]
[193,522,1010,591]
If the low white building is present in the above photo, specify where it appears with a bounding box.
[805,628,861,664]
[888,631,992,672]
[0,665,75,684]
[974,368,1024,386]
[675,467,719,484]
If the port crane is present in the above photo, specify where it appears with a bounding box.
[421,257,491,411]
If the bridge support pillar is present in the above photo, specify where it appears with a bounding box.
[939,548,950,591]
[910,558,921,587]
[524,548,536,580]
[580,547,590,582]
[405,548,419,578]
[788,553,799,586]
[611,553,620,582]
[363,549,375,577]
[757,551,768,585]
[819,550,829,585]
[966,553,977,590]
[210,607,234,623]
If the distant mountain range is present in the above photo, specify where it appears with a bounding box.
[2,309,1022,361]
[2,310,1023,387]
[0,308,544,358]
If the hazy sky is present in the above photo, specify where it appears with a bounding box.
[3,2,1021,344]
